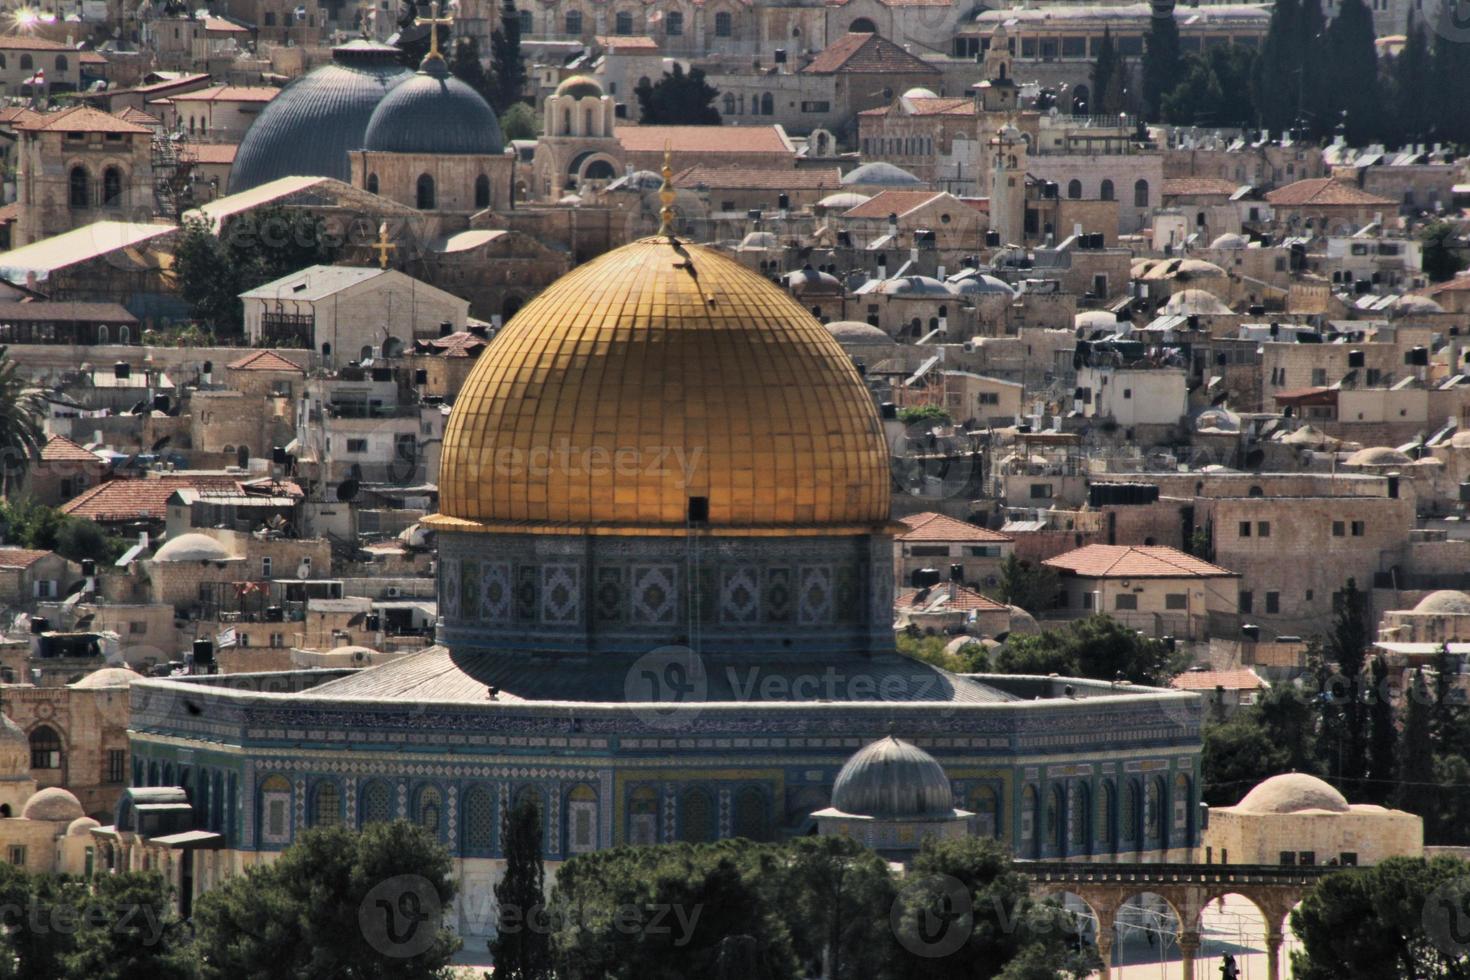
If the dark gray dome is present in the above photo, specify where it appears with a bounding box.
[230,41,413,193]
[830,736,955,818]
[363,57,504,156]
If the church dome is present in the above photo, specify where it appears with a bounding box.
[1234,773,1350,814]
[830,736,955,818]
[1345,445,1412,466]
[1163,288,1233,315]
[70,667,140,689]
[21,787,85,823]
[152,533,233,563]
[434,237,889,530]
[841,162,922,187]
[555,74,604,99]
[363,56,504,156]
[230,40,413,193]
[1414,590,1470,614]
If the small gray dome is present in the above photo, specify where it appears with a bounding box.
[841,162,923,187]
[230,41,413,193]
[830,736,955,818]
[826,320,895,346]
[363,57,504,156]
[951,273,1015,296]
[785,266,842,294]
[880,275,951,297]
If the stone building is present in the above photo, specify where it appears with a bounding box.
[0,37,82,95]
[1202,772,1421,867]
[348,39,512,225]
[161,85,279,142]
[814,737,973,860]
[419,228,571,323]
[0,549,75,609]
[894,511,1013,590]
[530,75,621,200]
[1379,590,1470,644]
[1264,177,1396,236]
[22,434,110,503]
[12,107,155,247]
[1043,544,1241,641]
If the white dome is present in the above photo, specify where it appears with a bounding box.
[1346,446,1412,466]
[1075,310,1118,330]
[67,816,100,837]
[826,321,895,347]
[951,274,1015,297]
[880,275,951,297]
[737,231,778,251]
[152,533,233,562]
[21,787,85,823]
[817,191,871,210]
[70,667,140,689]
[1414,590,1470,615]
[1235,773,1349,814]
[1163,289,1233,315]
[1210,233,1249,249]
[1391,294,1443,315]
[902,86,939,100]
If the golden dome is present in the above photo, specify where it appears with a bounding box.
[432,237,890,534]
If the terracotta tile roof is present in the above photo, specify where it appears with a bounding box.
[0,203,17,224]
[203,16,249,32]
[79,51,108,64]
[39,435,104,463]
[0,107,42,127]
[615,124,792,156]
[116,106,160,127]
[3,301,138,322]
[0,36,68,51]
[1162,177,1240,198]
[673,164,842,191]
[227,349,305,373]
[60,479,190,522]
[842,189,943,219]
[595,34,659,51]
[1422,274,1470,295]
[1171,668,1268,692]
[861,96,974,118]
[168,85,280,103]
[0,548,53,569]
[896,583,1009,612]
[1042,544,1237,579]
[1265,177,1395,207]
[897,511,1012,543]
[190,142,238,165]
[16,105,151,135]
[803,32,940,75]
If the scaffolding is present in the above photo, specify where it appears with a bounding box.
[152,129,196,220]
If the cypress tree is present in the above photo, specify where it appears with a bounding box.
[1390,13,1432,146]
[1366,655,1397,804]
[1142,9,1183,121]
[490,0,527,113]
[1090,28,1118,115]
[1398,668,1436,819]
[1324,0,1381,144]
[1430,7,1470,145]
[1254,0,1301,133]
[490,799,552,980]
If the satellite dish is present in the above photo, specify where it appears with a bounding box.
[336,479,359,502]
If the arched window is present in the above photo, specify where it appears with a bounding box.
[1100,179,1114,201]
[366,173,378,195]
[514,785,543,820]
[628,786,658,845]
[96,325,108,345]
[0,55,7,70]
[849,16,876,32]
[29,725,61,769]
[679,787,715,843]
[55,55,67,71]
[760,92,773,115]
[1122,780,1140,843]
[103,166,122,206]
[118,325,130,344]
[68,167,88,208]
[615,10,633,34]
[211,770,224,833]
[462,785,494,854]
[360,780,393,826]
[1134,178,1150,208]
[474,174,490,209]
[416,785,443,835]
[259,774,292,845]
[518,8,532,33]
[1067,178,1082,199]
[311,781,341,827]
[416,173,435,210]
[564,9,581,34]
[714,11,732,36]
[566,784,598,854]
[732,786,769,841]
[1173,773,1191,840]
[1100,780,1117,849]
[1069,782,1089,850]
[19,54,32,72]
[1048,785,1065,852]
[666,10,682,34]
[1146,776,1165,841]
[723,93,736,116]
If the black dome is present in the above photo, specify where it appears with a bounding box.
[362,58,505,156]
[230,41,413,193]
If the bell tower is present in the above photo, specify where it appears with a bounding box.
[987,123,1026,246]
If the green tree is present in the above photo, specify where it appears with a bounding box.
[1089,28,1124,116]
[892,836,1097,980]
[783,835,897,979]
[54,517,126,566]
[449,35,496,106]
[1365,655,1397,805]
[0,345,41,495]
[1430,5,1470,144]
[1388,14,1432,146]
[635,63,721,125]
[1201,715,1294,805]
[1322,580,1370,794]
[1323,0,1380,145]
[491,798,552,980]
[1161,46,1259,128]
[995,615,1184,687]
[896,404,951,426]
[191,821,460,979]
[0,866,81,979]
[490,0,527,114]
[1421,221,1466,283]
[1141,10,1183,121]
[1254,0,1302,132]
[994,553,1058,616]
[1291,856,1470,978]
[1397,668,1435,811]
[501,101,539,141]
[63,871,196,980]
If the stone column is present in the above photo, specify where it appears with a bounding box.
[1177,929,1200,980]
[1266,928,1284,980]
[1093,907,1116,980]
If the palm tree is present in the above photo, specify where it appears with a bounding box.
[0,346,44,497]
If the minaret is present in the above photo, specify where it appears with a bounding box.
[988,123,1026,246]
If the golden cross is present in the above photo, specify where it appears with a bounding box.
[371,222,396,269]
[657,141,676,237]
[415,0,453,63]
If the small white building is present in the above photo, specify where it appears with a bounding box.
[241,266,469,368]
[1075,363,1188,429]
